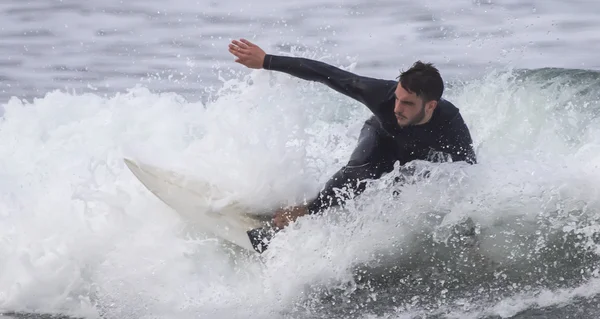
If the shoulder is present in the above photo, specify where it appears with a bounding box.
[434,98,469,128]
[436,99,460,118]
[433,99,472,137]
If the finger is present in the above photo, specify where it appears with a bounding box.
[228,47,249,59]
[232,39,249,49]
[228,44,243,52]
[240,38,255,47]
[228,47,240,57]
[228,44,251,55]
[276,219,287,228]
[273,217,284,229]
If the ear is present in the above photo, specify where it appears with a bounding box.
[426,100,438,113]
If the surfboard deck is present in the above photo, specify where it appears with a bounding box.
[123,157,274,253]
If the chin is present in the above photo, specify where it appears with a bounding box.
[396,120,408,127]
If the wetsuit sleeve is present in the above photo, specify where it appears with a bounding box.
[304,168,357,215]
[263,54,392,111]
[442,114,477,164]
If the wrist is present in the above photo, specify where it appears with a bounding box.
[262,54,273,69]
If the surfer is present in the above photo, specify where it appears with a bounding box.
[228,38,477,230]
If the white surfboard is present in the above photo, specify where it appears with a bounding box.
[123,157,268,252]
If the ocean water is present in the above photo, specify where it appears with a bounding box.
[1,0,600,318]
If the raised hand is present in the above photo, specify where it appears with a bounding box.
[228,38,267,69]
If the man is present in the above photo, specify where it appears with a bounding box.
[228,39,476,239]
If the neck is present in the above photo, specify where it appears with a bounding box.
[418,111,434,125]
[418,102,440,125]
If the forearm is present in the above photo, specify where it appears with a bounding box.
[262,54,391,107]
[305,165,377,215]
[263,54,352,83]
[306,177,365,215]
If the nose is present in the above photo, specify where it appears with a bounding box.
[394,100,403,114]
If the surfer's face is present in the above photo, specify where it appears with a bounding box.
[394,84,437,127]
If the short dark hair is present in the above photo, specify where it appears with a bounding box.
[397,61,444,102]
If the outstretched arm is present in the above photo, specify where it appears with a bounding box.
[228,39,393,110]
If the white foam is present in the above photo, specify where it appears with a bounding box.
[1,59,600,318]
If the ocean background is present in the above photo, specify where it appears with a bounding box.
[2,0,600,318]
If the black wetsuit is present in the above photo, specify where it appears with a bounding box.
[262,54,477,215]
